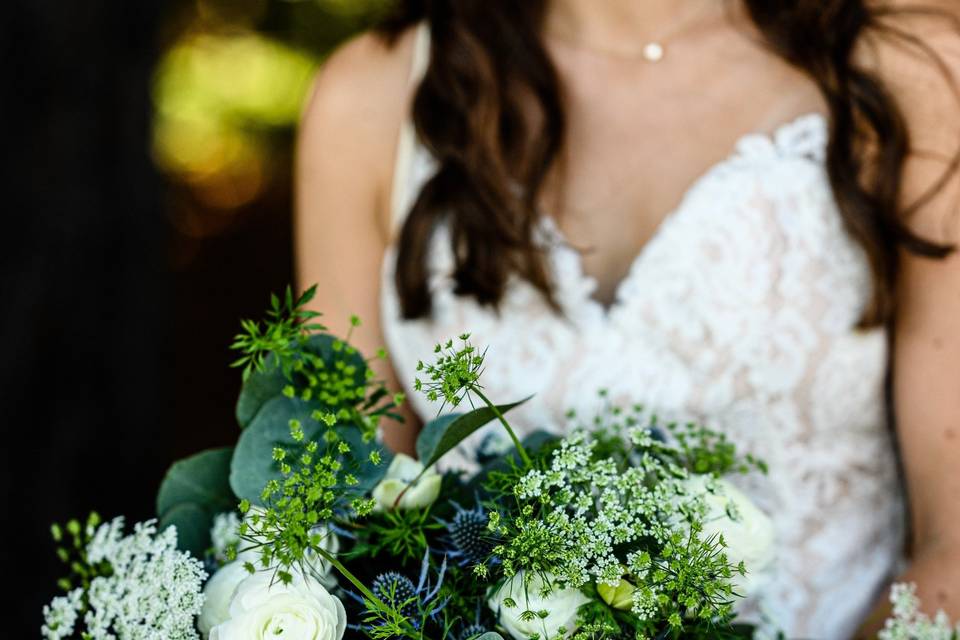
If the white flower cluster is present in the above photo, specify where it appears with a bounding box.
[880,583,959,640]
[491,426,775,637]
[41,588,83,640]
[511,431,701,588]
[210,511,241,564]
[41,517,207,640]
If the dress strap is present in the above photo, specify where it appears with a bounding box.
[388,22,432,234]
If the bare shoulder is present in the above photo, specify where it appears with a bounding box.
[305,27,418,128]
[859,1,960,240]
[297,25,421,216]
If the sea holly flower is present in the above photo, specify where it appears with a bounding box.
[441,501,498,567]
[351,549,449,637]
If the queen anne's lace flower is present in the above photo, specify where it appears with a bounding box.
[879,583,959,640]
[489,426,749,627]
[41,587,83,639]
[41,517,207,640]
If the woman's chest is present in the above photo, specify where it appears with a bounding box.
[382,123,886,444]
[383,116,890,465]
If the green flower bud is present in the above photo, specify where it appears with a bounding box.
[597,577,636,610]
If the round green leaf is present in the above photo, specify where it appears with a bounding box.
[235,333,369,429]
[156,447,235,519]
[230,396,320,504]
[159,502,211,558]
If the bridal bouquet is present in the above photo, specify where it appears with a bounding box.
[40,286,956,640]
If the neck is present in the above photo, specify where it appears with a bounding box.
[544,0,721,46]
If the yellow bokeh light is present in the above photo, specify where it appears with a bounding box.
[152,31,319,201]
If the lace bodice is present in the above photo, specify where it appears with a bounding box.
[378,24,905,640]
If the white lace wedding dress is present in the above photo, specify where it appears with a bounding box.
[379,24,905,640]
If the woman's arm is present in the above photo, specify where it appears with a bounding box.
[857,8,960,636]
[294,29,422,455]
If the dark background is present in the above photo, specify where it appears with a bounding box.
[3,0,390,634]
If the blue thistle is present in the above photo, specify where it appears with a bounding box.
[372,572,419,618]
[459,623,490,640]
[440,502,496,567]
[348,549,449,635]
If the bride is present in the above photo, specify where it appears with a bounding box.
[294,1,960,637]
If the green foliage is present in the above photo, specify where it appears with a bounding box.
[236,411,386,577]
[156,447,236,556]
[627,526,740,634]
[414,334,486,410]
[222,286,425,590]
[667,421,768,476]
[484,425,750,637]
[348,507,443,564]
[50,512,111,593]
[235,332,373,430]
[414,335,532,466]
[416,398,531,471]
[230,395,392,505]
[230,284,326,382]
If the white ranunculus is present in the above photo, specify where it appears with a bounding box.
[371,453,442,511]
[684,475,776,596]
[200,522,341,638]
[487,571,590,640]
[199,558,252,637]
[304,525,340,589]
[208,569,347,640]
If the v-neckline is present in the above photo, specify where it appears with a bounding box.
[541,112,828,320]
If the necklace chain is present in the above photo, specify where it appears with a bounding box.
[544,3,718,63]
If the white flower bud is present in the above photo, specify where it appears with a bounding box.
[371,453,442,511]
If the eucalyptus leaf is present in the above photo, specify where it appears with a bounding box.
[416,397,530,469]
[336,423,393,493]
[230,396,321,504]
[230,395,391,505]
[156,447,235,519]
[235,362,286,429]
[235,333,368,429]
[155,447,236,556]
[467,429,561,492]
[159,502,212,558]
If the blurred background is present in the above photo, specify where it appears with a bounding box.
[4,0,393,633]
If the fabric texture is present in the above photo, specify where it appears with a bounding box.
[379,23,905,640]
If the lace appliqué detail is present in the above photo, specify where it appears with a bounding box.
[379,113,905,639]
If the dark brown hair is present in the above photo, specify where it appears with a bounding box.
[379,0,959,325]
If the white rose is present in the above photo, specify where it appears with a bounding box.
[371,453,442,511]
[684,475,776,596]
[209,569,346,640]
[487,571,590,640]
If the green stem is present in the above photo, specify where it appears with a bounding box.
[313,547,424,640]
[471,387,531,467]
